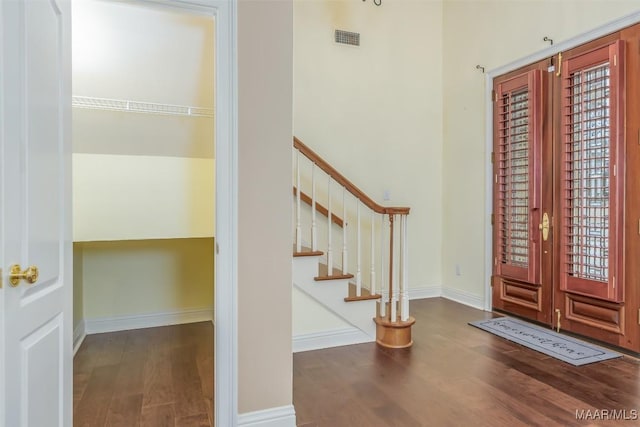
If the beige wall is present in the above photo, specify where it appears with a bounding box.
[72,0,214,160]
[238,0,294,414]
[294,0,444,290]
[72,2,215,332]
[79,238,214,319]
[73,154,214,242]
[441,0,640,302]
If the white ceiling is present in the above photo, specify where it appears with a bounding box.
[72,0,214,158]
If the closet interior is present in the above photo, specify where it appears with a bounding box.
[71,0,215,340]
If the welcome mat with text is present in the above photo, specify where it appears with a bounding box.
[469,316,622,366]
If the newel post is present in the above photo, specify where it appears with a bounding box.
[374,211,415,349]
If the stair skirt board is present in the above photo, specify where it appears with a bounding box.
[83,307,215,335]
[293,327,373,353]
[238,404,296,427]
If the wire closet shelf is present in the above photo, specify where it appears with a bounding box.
[72,95,215,118]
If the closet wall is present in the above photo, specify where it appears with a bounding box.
[72,1,215,332]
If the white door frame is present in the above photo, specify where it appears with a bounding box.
[483,10,640,313]
[102,0,238,425]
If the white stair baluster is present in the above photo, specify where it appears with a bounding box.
[390,215,397,322]
[401,214,410,321]
[295,151,302,252]
[342,187,348,275]
[356,201,362,297]
[327,178,333,273]
[379,214,386,317]
[370,210,376,296]
[397,215,404,319]
[311,163,317,251]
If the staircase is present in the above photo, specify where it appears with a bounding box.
[292,137,415,350]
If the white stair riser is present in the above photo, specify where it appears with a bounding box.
[292,255,320,284]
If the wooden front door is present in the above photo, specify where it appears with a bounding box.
[552,36,633,349]
[492,59,554,325]
[493,28,640,353]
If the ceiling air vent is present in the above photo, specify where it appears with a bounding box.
[335,29,360,46]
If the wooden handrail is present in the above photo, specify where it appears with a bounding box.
[293,187,344,228]
[294,137,410,215]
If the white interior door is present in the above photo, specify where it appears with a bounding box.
[0,1,72,426]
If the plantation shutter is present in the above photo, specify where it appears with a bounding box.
[494,70,542,284]
[560,41,625,302]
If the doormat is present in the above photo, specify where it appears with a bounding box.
[469,316,622,366]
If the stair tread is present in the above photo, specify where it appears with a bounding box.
[314,263,354,281]
[344,294,381,302]
[293,244,324,257]
[345,282,381,302]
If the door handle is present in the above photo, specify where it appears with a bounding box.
[9,264,39,287]
[538,212,550,241]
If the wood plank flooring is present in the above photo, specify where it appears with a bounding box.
[73,322,213,427]
[293,298,640,427]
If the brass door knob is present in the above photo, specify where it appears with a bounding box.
[9,264,39,287]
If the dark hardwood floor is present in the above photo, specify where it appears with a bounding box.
[293,298,640,427]
[73,321,213,427]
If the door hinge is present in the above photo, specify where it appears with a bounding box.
[613,164,617,177]
[614,54,617,67]
[613,276,616,289]
[491,213,495,225]
[491,151,495,163]
[492,90,498,102]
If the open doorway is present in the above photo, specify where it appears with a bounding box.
[70,1,215,424]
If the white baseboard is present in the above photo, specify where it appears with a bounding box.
[73,320,86,356]
[84,307,214,334]
[408,285,442,300]
[293,327,373,353]
[441,287,485,310]
[238,404,296,427]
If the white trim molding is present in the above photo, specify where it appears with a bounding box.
[484,10,640,315]
[238,405,296,427]
[73,321,86,356]
[441,287,485,311]
[84,307,214,335]
[408,285,441,300]
[407,285,486,310]
[293,327,372,353]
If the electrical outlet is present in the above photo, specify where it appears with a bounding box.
[455,264,461,276]
[383,190,390,201]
